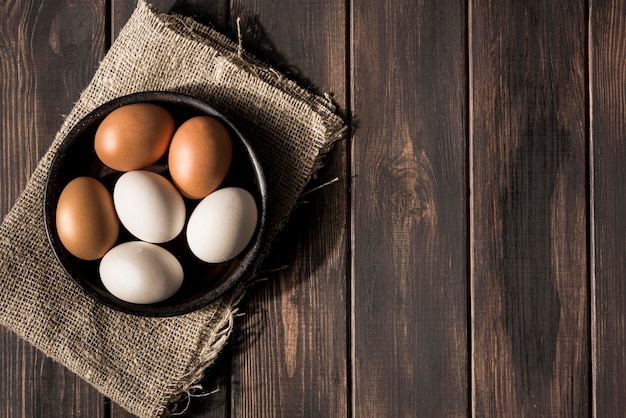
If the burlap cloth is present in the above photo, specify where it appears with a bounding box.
[0,1,345,416]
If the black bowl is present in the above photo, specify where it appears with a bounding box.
[44,91,267,317]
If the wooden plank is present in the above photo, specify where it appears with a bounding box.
[351,0,469,416]
[590,0,626,416]
[0,0,107,416]
[0,333,107,417]
[108,2,232,417]
[469,0,589,415]
[227,1,349,417]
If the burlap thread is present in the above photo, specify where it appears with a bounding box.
[0,1,345,416]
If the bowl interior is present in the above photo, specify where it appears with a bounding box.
[44,91,266,317]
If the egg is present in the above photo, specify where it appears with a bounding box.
[56,176,119,260]
[113,170,186,243]
[168,116,233,200]
[186,187,258,263]
[94,103,175,171]
[100,241,184,304]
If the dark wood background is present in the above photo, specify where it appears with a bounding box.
[1,0,625,416]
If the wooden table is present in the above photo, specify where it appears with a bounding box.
[2,0,625,416]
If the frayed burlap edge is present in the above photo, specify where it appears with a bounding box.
[162,284,245,416]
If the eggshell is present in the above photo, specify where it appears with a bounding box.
[186,187,258,263]
[56,176,119,260]
[100,241,184,304]
[94,103,175,171]
[168,116,233,200]
[113,170,186,243]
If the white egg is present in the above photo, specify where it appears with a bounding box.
[100,241,184,304]
[186,187,258,263]
[113,170,186,243]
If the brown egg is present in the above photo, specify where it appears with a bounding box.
[168,116,233,199]
[94,103,175,171]
[56,177,119,260]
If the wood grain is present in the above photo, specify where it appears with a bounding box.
[0,0,107,416]
[470,0,589,415]
[591,0,626,416]
[351,0,469,416]
[227,1,349,417]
